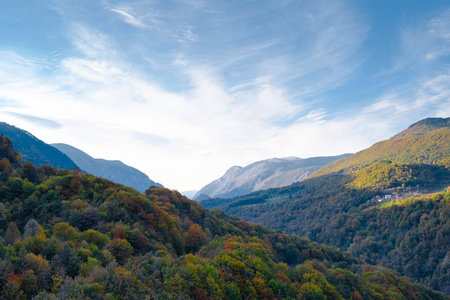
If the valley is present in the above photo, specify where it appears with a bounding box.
[0,118,448,298]
[0,134,445,298]
[200,118,450,294]
[2,1,450,298]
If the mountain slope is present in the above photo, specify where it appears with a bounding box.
[311,119,450,178]
[393,117,450,138]
[194,154,351,200]
[0,139,445,299]
[205,174,450,293]
[52,143,163,193]
[0,122,78,170]
[200,117,450,293]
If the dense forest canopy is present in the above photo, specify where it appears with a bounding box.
[0,136,446,299]
[201,124,450,294]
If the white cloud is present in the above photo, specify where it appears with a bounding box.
[397,8,450,70]
[363,95,409,114]
[4,112,62,128]
[176,23,197,44]
[61,58,123,83]
[304,110,326,122]
[361,71,450,135]
[0,1,375,191]
[1,1,448,192]
[1,50,439,191]
[0,46,373,190]
[0,52,48,81]
[110,8,151,30]
[69,24,117,59]
[426,9,450,59]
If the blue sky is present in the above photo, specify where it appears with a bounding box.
[0,0,449,191]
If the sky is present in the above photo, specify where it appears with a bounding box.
[0,0,449,191]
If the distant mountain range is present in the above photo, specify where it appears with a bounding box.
[200,117,450,293]
[0,122,78,170]
[0,122,162,193]
[52,143,163,193]
[194,154,351,200]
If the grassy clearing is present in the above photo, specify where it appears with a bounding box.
[265,195,290,204]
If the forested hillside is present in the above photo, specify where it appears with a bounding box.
[311,121,450,178]
[208,177,450,293]
[0,136,446,299]
[200,119,450,294]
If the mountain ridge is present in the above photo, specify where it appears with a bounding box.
[310,120,450,178]
[194,154,351,200]
[392,117,450,139]
[52,143,163,193]
[0,122,78,170]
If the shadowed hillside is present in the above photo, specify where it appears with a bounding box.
[0,122,78,170]
[52,143,163,193]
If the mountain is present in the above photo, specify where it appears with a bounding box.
[0,137,445,299]
[180,190,198,198]
[0,122,78,170]
[0,122,161,193]
[194,154,351,200]
[392,117,450,138]
[311,117,450,178]
[200,117,450,293]
[52,143,163,193]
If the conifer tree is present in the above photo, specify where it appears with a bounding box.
[4,222,20,245]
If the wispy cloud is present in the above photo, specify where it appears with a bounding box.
[206,0,368,104]
[368,8,450,122]
[175,23,197,44]
[0,51,48,81]
[396,8,450,71]
[362,71,450,134]
[61,58,123,83]
[69,23,117,59]
[0,0,372,190]
[425,8,450,60]
[110,8,151,30]
[4,112,62,128]
[0,42,366,190]
[1,0,447,191]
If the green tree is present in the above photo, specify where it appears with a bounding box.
[4,222,21,245]
[52,222,79,241]
[20,270,38,297]
[185,224,207,253]
[109,238,133,264]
